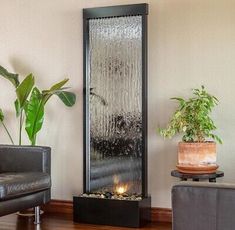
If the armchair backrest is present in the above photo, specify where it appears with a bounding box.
[0,145,51,174]
[172,182,235,230]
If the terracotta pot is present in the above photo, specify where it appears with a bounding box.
[177,142,218,174]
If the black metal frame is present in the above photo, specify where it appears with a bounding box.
[83,3,149,197]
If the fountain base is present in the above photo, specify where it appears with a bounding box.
[73,195,151,227]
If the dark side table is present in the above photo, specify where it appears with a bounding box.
[171,170,224,182]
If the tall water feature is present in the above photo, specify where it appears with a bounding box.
[73,4,150,227]
[88,16,142,196]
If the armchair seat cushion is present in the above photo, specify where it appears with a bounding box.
[0,172,51,200]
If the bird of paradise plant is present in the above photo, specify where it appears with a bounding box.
[0,65,76,146]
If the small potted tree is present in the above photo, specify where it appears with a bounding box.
[159,86,222,174]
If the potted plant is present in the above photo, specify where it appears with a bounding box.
[159,86,222,174]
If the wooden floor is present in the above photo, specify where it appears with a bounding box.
[0,213,172,230]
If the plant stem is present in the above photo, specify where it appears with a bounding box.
[19,111,23,145]
[31,133,36,146]
[1,121,14,145]
[31,136,36,146]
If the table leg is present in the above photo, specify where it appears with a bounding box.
[209,178,216,182]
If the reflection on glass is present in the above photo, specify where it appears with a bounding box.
[88,16,142,196]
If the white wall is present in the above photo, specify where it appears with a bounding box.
[0,0,235,208]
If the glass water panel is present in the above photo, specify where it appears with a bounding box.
[88,16,142,196]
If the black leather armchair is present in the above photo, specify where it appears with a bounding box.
[0,145,51,224]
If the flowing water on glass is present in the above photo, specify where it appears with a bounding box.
[88,16,142,196]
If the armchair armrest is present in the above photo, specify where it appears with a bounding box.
[0,145,51,174]
[172,182,235,230]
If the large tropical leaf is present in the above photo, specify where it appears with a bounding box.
[25,87,44,145]
[0,65,19,87]
[0,109,4,122]
[42,87,70,96]
[42,78,69,104]
[16,74,34,109]
[56,91,76,107]
[50,78,69,91]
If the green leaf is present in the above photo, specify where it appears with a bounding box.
[16,74,34,109]
[171,97,184,101]
[0,109,4,122]
[50,78,69,91]
[14,99,20,117]
[42,79,69,104]
[25,87,44,145]
[215,135,223,144]
[56,91,76,107]
[210,134,223,144]
[0,65,19,87]
[42,87,70,95]
[23,100,29,113]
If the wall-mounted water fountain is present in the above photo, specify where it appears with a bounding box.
[73,4,150,227]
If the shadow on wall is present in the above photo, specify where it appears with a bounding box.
[148,96,179,195]
[10,57,36,78]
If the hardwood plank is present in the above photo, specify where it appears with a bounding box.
[0,213,172,230]
[151,208,172,223]
[42,200,173,223]
[42,199,73,214]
